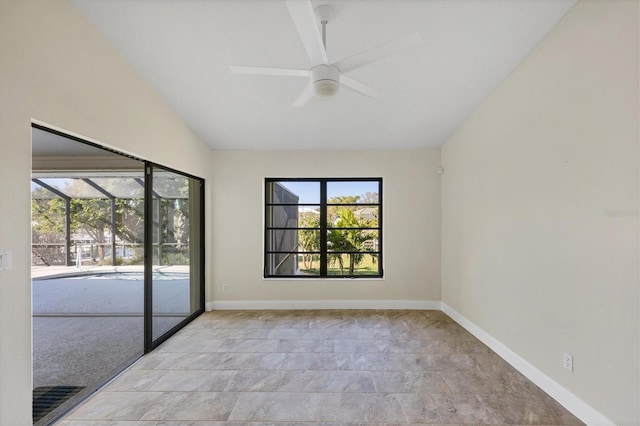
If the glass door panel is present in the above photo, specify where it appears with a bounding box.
[150,167,203,343]
[31,127,146,424]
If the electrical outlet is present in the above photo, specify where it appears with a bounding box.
[222,283,229,292]
[0,250,12,272]
[563,353,573,372]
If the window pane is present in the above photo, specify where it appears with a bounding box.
[152,172,189,199]
[266,205,320,228]
[327,253,380,276]
[327,181,379,204]
[266,204,299,229]
[327,206,378,228]
[151,169,202,343]
[31,182,59,199]
[90,177,145,199]
[327,229,379,253]
[267,181,319,204]
[266,229,320,253]
[265,253,320,277]
[31,198,68,265]
[299,206,321,226]
[34,178,107,198]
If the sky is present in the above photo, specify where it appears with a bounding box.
[278,180,379,204]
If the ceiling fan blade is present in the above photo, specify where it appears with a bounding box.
[336,32,422,74]
[285,0,329,65]
[340,75,381,99]
[229,65,309,77]
[292,84,314,107]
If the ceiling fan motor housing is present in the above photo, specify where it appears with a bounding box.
[311,64,340,98]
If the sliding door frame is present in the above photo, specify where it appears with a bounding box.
[32,123,206,355]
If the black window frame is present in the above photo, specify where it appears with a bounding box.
[264,177,383,278]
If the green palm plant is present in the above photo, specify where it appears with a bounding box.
[327,208,377,275]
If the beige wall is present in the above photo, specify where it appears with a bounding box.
[210,150,441,305]
[0,1,212,423]
[441,0,639,424]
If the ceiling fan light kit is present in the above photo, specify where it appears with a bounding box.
[230,0,421,107]
[311,64,340,99]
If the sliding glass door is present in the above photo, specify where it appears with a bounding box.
[32,125,205,424]
[148,165,204,347]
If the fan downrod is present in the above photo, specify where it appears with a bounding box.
[314,5,334,49]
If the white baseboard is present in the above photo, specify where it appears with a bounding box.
[441,303,613,426]
[206,299,441,311]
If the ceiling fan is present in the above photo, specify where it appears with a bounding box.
[230,0,421,107]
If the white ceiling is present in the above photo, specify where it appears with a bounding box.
[71,0,575,151]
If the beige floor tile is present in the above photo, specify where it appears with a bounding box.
[388,338,460,354]
[104,369,167,392]
[148,370,233,392]
[60,422,156,425]
[130,352,171,370]
[350,352,425,371]
[397,393,500,424]
[371,371,451,394]
[276,352,355,370]
[267,328,323,339]
[157,338,225,353]
[416,353,479,371]
[439,370,497,394]
[321,328,394,340]
[316,393,407,423]
[333,339,394,354]
[302,370,376,393]
[228,392,320,422]
[478,393,583,425]
[219,352,288,370]
[153,352,228,370]
[224,369,296,392]
[140,392,238,421]
[154,422,229,426]
[224,369,374,393]
[60,422,154,426]
[216,338,283,353]
[272,338,335,353]
[66,391,162,420]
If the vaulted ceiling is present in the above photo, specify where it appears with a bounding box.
[71,0,576,150]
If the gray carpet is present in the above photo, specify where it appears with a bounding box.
[33,273,191,389]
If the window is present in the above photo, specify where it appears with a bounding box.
[265,178,382,278]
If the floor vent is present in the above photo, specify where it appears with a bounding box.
[33,386,84,423]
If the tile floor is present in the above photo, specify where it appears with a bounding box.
[57,310,584,425]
